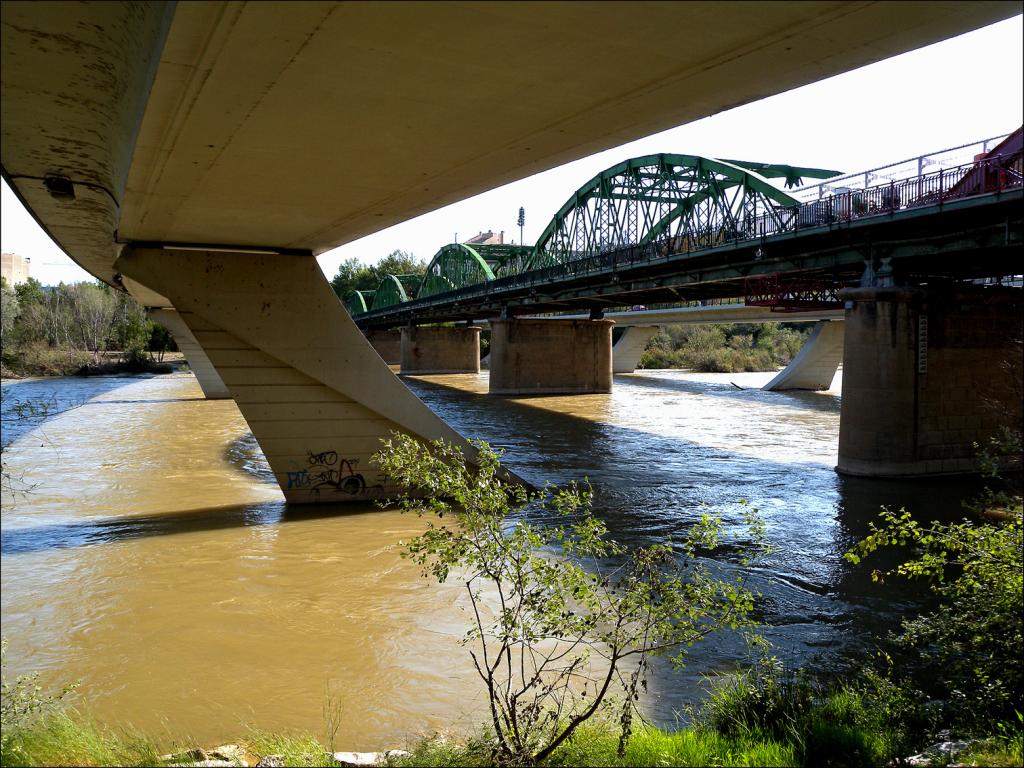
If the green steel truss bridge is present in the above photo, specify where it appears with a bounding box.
[348,135,1023,327]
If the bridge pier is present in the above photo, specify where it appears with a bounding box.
[763,320,844,391]
[116,247,479,503]
[612,326,661,373]
[400,326,481,374]
[489,318,614,395]
[366,329,402,365]
[837,285,1022,477]
[149,308,231,399]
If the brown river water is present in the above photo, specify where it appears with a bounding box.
[1,370,982,749]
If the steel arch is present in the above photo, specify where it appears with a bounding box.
[370,274,422,310]
[344,289,374,315]
[524,154,839,271]
[417,244,496,299]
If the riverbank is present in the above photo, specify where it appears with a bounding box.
[3,697,1021,768]
[0,350,184,379]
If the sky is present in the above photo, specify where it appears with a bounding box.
[2,15,1022,287]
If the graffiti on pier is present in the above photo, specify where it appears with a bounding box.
[286,450,366,496]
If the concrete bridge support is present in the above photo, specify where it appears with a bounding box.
[149,308,231,399]
[116,248,477,503]
[612,326,660,373]
[763,321,844,391]
[366,329,401,365]
[838,286,1022,477]
[399,326,481,374]
[489,318,614,395]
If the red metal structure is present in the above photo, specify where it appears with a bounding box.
[744,274,843,312]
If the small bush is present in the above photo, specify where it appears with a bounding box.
[7,344,92,377]
[701,654,922,768]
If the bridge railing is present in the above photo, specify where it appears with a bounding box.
[789,133,1012,203]
[356,150,1022,320]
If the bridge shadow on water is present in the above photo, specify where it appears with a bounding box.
[0,498,385,557]
[5,371,984,572]
[401,374,976,539]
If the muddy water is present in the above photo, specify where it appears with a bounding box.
[1,370,983,747]
[1,375,486,749]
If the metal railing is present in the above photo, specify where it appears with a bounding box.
[358,149,1023,320]
[789,133,1013,203]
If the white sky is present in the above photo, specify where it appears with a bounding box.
[2,15,1021,287]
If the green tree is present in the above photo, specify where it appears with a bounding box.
[373,434,767,765]
[67,282,116,355]
[375,248,425,277]
[330,256,380,299]
[110,291,153,359]
[0,278,20,357]
[148,322,177,362]
[13,276,43,308]
[330,249,426,299]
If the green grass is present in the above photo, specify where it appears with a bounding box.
[241,730,336,767]
[0,716,340,768]
[0,711,164,767]
[543,722,796,767]
[957,729,1024,768]
[4,710,1023,768]
[388,721,796,767]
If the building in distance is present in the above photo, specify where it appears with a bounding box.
[1,252,31,285]
[463,230,504,245]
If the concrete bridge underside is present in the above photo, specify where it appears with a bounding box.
[2,1,1019,500]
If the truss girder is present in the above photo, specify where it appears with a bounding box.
[524,154,828,271]
[344,289,374,315]
[417,244,497,299]
[370,273,422,311]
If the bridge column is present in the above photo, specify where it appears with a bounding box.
[763,320,844,391]
[149,308,231,399]
[837,286,1022,477]
[489,318,614,395]
[612,326,660,373]
[400,326,481,374]
[366,329,401,365]
[115,247,478,503]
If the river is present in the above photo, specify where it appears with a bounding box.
[0,369,983,749]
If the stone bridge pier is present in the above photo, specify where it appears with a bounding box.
[399,326,481,374]
[838,285,1022,477]
[489,318,614,395]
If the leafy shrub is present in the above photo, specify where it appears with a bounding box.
[373,435,768,766]
[846,502,1023,732]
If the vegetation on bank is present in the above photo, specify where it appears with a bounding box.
[0,277,176,378]
[638,322,811,373]
[2,430,1021,767]
[375,435,770,765]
